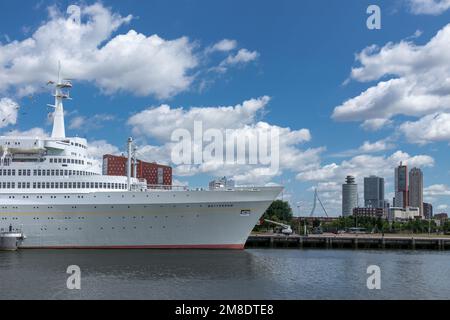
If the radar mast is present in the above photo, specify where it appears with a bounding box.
[48,62,72,139]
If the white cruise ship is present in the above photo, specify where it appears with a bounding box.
[0,76,282,249]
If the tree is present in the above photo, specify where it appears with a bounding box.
[263,200,293,223]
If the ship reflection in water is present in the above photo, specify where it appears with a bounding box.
[1,249,449,300]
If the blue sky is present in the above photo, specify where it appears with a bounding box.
[0,0,449,215]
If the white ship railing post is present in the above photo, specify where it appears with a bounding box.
[127,137,133,191]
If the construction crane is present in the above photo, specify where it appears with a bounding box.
[264,219,293,235]
[310,188,329,217]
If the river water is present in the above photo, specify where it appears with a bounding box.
[0,249,449,300]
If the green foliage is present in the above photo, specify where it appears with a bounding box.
[321,215,443,234]
[263,200,293,223]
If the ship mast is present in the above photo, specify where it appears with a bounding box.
[49,62,72,139]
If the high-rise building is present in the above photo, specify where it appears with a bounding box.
[394,162,408,208]
[409,167,424,217]
[364,176,385,208]
[342,175,358,217]
[423,202,433,219]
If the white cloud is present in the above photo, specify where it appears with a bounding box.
[0,98,19,128]
[331,139,395,157]
[400,113,450,144]
[208,39,238,53]
[359,139,395,153]
[0,3,199,99]
[68,113,115,130]
[128,96,321,184]
[408,0,450,15]
[424,184,450,196]
[221,49,259,67]
[360,118,393,131]
[3,127,48,138]
[297,150,434,183]
[128,96,271,141]
[333,24,450,123]
[87,139,120,159]
[69,116,85,130]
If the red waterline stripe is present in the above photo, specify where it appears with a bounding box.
[20,244,245,250]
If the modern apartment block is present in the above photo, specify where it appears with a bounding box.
[364,175,385,208]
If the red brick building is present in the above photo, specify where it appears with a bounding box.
[103,154,172,186]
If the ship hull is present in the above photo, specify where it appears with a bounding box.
[0,187,282,249]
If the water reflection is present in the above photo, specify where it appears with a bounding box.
[0,249,449,300]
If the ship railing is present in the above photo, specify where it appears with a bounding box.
[145,184,275,192]
[146,184,189,191]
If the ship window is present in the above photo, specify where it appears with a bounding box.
[18,170,22,176]
[18,182,21,189]
[82,182,86,188]
[51,182,54,188]
[64,182,67,188]
[58,159,62,163]
[27,170,31,176]
[64,170,68,176]
[51,170,55,176]
[12,170,15,176]
[63,159,67,164]
[50,159,53,163]
[77,182,81,189]
[37,182,41,188]
[33,182,36,189]
[59,182,63,188]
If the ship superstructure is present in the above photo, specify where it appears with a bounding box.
[0,72,282,249]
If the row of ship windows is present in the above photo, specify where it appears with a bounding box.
[0,169,97,177]
[1,226,176,232]
[70,142,87,149]
[49,158,85,165]
[0,182,128,190]
[2,214,199,221]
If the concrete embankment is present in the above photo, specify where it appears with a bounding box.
[246,234,450,250]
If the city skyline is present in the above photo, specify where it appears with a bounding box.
[338,162,448,220]
[0,1,449,216]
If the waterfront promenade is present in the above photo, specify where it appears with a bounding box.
[246,233,450,250]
